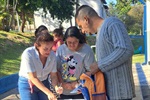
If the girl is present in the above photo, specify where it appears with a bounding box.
[52,27,64,53]
[56,26,95,99]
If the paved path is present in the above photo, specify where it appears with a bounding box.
[133,63,150,100]
[0,63,150,100]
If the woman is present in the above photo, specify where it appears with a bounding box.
[18,31,63,100]
[56,26,95,99]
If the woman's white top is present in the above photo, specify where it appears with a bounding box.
[19,46,57,81]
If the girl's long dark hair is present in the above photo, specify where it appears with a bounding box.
[64,26,86,44]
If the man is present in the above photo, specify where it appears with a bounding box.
[75,5,135,100]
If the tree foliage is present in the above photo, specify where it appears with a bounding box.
[0,0,75,32]
[15,0,75,32]
[108,0,143,35]
[42,0,75,24]
[127,4,143,35]
[108,2,118,17]
[15,0,41,32]
[0,0,12,31]
[0,0,5,15]
[115,0,132,19]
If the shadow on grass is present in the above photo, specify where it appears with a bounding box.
[0,32,8,37]
[17,33,35,41]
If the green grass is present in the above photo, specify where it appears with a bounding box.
[86,35,145,64]
[132,54,145,64]
[0,32,145,78]
[0,31,34,77]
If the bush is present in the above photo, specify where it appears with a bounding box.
[131,38,144,53]
[86,35,96,46]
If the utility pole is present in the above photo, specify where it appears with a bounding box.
[139,0,150,65]
[75,0,79,26]
[147,0,150,65]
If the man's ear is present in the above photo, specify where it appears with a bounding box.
[84,16,89,24]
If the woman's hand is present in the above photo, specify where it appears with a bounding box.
[47,92,57,100]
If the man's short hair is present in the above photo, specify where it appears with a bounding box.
[75,5,98,20]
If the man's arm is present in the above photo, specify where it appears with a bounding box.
[97,20,134,72]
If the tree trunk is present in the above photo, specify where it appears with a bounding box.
[70,19,72,26]
[21,12,26,33]
[10,0,17,30]
[10,11,15,30]
[75,0,79,26]
[16,12,20,31]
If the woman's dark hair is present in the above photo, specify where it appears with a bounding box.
[35,31,53,46]
[64,26,86,44]
[35,25,48,37]
[53,27,64,37]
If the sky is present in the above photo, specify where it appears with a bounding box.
[106,0,117,4]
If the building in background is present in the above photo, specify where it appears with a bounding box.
[34,0,108,32]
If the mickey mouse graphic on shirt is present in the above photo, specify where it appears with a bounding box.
[66,55,77,81]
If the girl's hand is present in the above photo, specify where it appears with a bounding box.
[62,82,72,90]
[71,81,79,89]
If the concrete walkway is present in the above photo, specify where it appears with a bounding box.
[0,63,150,100]
[133,63,150,100]
[0,88,19,100]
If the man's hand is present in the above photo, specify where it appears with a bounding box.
[90,62,99,75]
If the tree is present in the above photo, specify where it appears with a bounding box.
[127,4,143,35]
[9,0,75,32]
[107,0,143,35]
[0,0,5,29]
[0,0,11,31]
[0,0,5,15]
[108,2,118,17]
[42,0,75,27]
[115,0,132,21]
[8,0,18,30]
[15,0,41,32]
